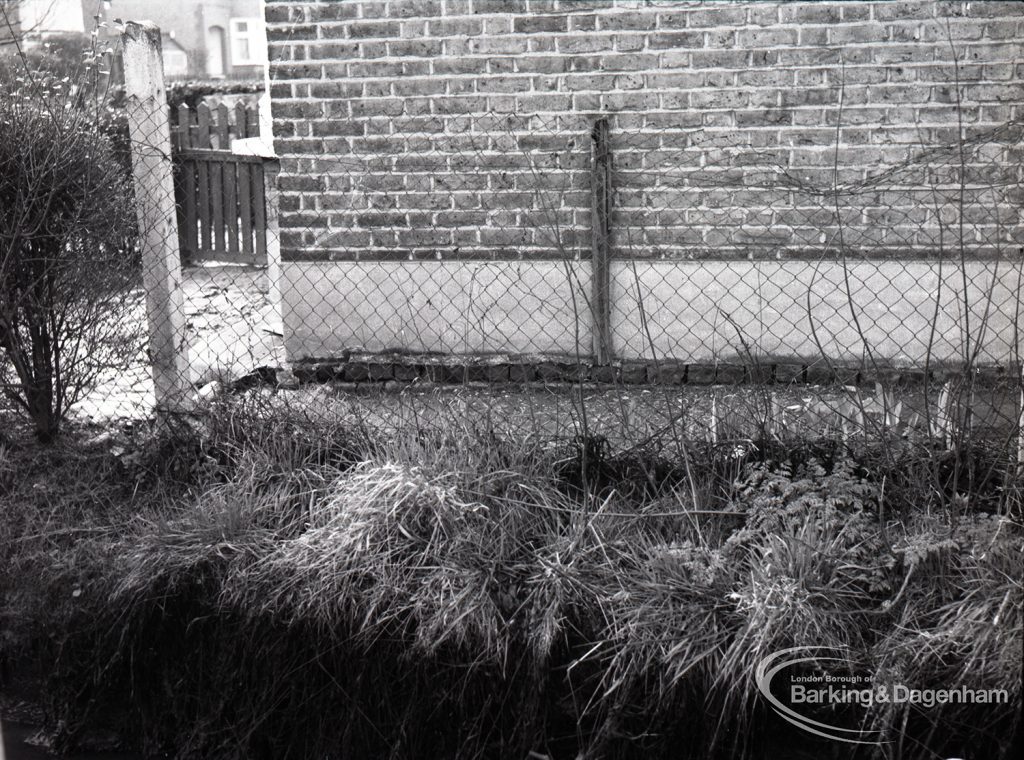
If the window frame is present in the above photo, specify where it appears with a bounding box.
[229,17,267,67]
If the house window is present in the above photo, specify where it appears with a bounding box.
[230,18,267,66]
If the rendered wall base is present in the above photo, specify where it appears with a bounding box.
[283,260,591,359]
[610,259,1020,366]
[283,259,1020,366]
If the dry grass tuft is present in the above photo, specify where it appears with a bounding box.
[0,397,1019,760]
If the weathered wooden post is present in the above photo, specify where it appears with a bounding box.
[121,21,192,410]
[591,117,613,364]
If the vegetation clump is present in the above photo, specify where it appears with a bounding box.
[0,54,138,441]
[1,396,1018,760]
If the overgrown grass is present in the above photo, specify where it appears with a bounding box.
[0,393,1020,760]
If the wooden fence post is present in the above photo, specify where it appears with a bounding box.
[121,21,192,409]
[591,117,613,364]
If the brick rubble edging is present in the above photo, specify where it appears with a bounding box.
[269,358,1018,391]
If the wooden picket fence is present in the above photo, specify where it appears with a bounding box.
[171,103,267,265]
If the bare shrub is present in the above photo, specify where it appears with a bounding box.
[0,77,140,441]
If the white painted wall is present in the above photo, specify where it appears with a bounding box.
[19,0,85,33]
[282,259,1021,366]
[609,259,1021,366]
[283,260,592,359]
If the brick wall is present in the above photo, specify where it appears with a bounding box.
[265,0,1024,264]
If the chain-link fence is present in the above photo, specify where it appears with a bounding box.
[6,20,1018,454]
[264,102,1021,449]
[608,120,1022,369]
[275,109,1021,366]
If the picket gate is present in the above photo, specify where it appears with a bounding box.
[172,103,267,265]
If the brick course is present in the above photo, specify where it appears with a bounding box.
[265,0,1024,263]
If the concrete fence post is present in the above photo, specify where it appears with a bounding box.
[121,21,192,410]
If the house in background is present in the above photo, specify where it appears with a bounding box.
[13,0,87,34]
[2,0,266,81]
[1,0,89,46]
[101,0,266,80]
[160,30,190,78]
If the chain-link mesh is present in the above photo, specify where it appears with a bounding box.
[10,24,1014,454]
[277,112,591,361]
[609,120,1022,368]
[274,113,1022,360]
[53,26,287,422]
